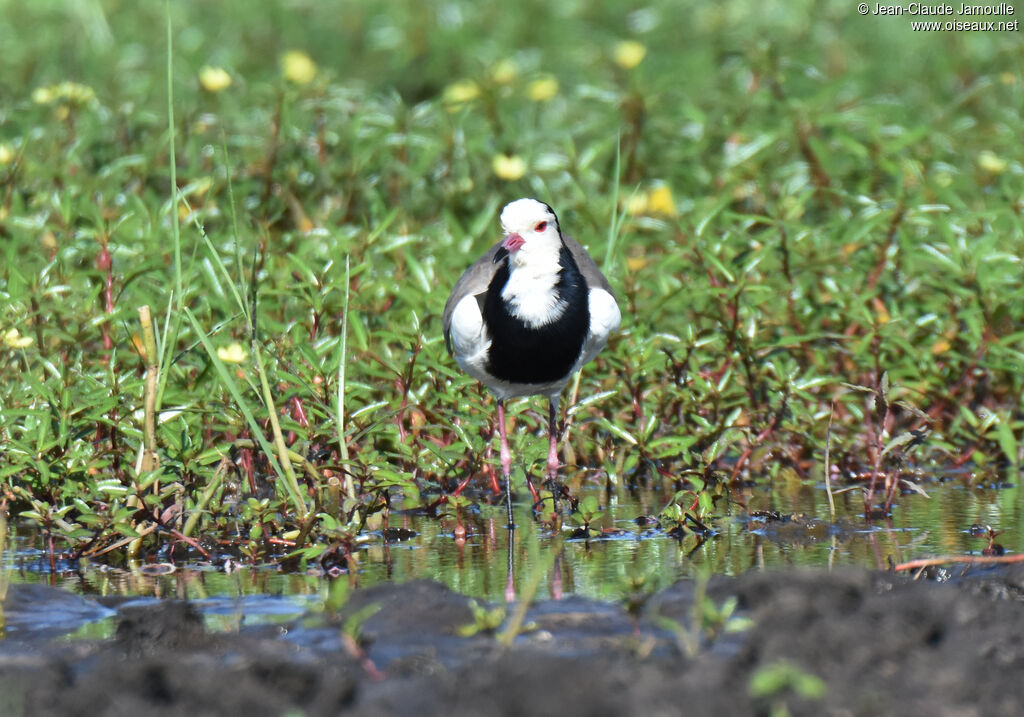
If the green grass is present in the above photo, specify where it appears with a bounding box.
[0,0,1022,567]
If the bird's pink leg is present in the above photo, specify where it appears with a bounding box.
[547,399,560,480]
[497,400,512,480]
[546,398,562,519]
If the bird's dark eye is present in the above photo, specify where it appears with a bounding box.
[534,221,548,232]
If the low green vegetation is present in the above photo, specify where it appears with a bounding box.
[0,0,1021,568]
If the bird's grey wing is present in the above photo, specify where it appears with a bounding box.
[562,234,615,297]
[442,240,503,354]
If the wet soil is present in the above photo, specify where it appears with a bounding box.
[3,565,1024,716]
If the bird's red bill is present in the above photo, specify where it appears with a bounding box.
[502,233,525,252]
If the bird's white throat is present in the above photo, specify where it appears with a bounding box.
[500,244,568,328]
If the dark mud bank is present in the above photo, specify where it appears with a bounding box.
[3,566,1024,716]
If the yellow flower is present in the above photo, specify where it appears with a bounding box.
[217,342,248,363]
[526,75,559,102]
[199,65,232,93]
[999,72,1017,85]
[442,79,480,108]
[932,327,957,355]
[32,86,53,104]
[613,40,647,70]
[626,256,647,271]
[3,328,34,349]
[184,176,213,197]
[0,143,13,166]
[622,185,677,217]
[32,81,96,105]
[281,50,317,85]
[64,82,95,103]
[490,59,518,85]
[977,150,1007,175]
[492,153,526,181]
[646,185,676,216]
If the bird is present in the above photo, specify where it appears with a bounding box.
[442,198,621,528]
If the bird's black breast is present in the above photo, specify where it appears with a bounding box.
[483,245,590,385]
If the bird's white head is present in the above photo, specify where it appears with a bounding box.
[494,198,569,325]
[499,198,562,261]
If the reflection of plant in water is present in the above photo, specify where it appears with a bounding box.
[437,493,473,524]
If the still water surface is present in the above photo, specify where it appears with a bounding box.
[2,473,1017,639]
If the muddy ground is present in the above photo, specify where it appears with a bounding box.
[2,565,1024,716]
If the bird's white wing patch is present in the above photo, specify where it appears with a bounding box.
[578,288,621,366]
[449,294,492,381]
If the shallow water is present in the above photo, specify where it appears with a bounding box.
[1,471,1018,640]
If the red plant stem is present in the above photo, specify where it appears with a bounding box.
[894,553,1024,572]
[137,504,211,559]
[482,437,501,494]
[342,633,385,681]
[394,378,409,442]
[863,378,891,516]
[261,92,283,205]
[394,342,422,442]
[771,76,836,207]
[291,395,309,428]
[777,225,803,335]
[286,395,309,445]
[864,202,906,293]
[729,413,782,482]
[450,473,474,497]
[97,244,113,350]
